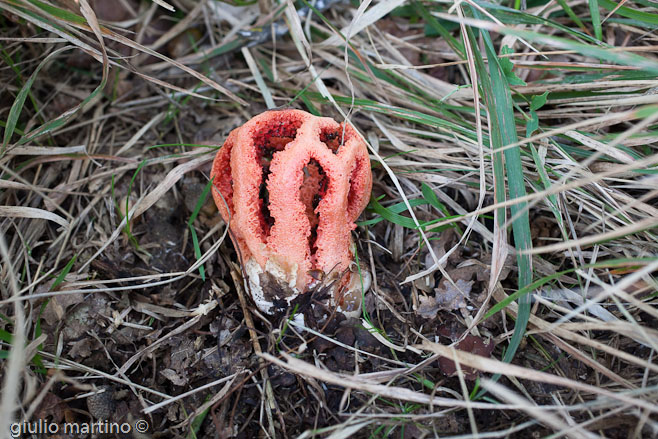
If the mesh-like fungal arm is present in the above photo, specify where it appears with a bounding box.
[211,110,372,314]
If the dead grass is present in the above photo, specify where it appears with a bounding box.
[1,0,657,437]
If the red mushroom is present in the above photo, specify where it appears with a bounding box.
[211,110,372,315]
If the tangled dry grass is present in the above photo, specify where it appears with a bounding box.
[1,0,657,437]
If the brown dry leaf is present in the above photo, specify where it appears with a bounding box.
[437,334,495,380]
[43,298,65,326]
[68,338,97,359]
[34,392,67,424]
[167,336,195,373]
[435,278,473,310]
[61,296,111,340]
[416,278,474,319]
[160,368,188,386]
[416,294,440,319]
[423,228,458,271]
[42,293,85,326]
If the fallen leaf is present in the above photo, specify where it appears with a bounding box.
[68,338,96,359]
[34,392,67,423]
[160,368,188,386]
[437,334,495,380]
[42,292,85,326]
[435,278,473,311]
[416,294,440,319]
[416,277,474,319]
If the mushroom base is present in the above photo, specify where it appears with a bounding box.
[243,258,371,318]
[334,269,371,318]
[243,258,301,315]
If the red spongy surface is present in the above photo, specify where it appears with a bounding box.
[211,129,236,221]
[210,109,372,291]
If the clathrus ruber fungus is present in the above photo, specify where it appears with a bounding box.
[211,110,372,315]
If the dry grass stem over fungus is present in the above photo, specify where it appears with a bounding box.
[1,0,658,437]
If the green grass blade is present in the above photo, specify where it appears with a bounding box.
[589,0,603,41]
[446,12,658,74]
[26,0,86,24]
[483,257,657,319]
[369,196,430,230]
[476,2,600,43]
[420,183,450,216]
[51,254,77,291]
[483,32,533,366]
[187,179,214,281]
[554,0,589,34]
[466,8,533,370]
[598,0,658,26]
[359,197,429,227]
[413,1,465,58]
[2,45,71,152]
[12,2,109,145]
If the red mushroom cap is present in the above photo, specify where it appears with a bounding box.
[211,109,372,314]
